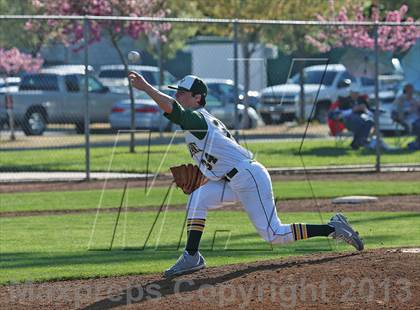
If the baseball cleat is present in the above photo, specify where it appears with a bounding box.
[163,251,206,278]
[328,213,364,251]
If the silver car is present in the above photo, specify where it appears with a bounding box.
[0,77,20,94]
[203,78,260,110]
[0,65,128,135]
[109,90,262,131]
[109,91,174,132]
[372,88,418,136]
[205,93,262,129]
[0,77,20,128]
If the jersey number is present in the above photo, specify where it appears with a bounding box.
[201,152,218,170]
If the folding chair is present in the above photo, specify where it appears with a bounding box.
[327,102,347,147]
[390,110,409,148]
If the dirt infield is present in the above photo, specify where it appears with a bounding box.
[1,171,419,194]
[1,248,419,309]
[2,171,419,218]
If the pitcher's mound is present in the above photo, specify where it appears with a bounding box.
[2,248,419,309]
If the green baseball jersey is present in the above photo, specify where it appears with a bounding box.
[164,100,252,180]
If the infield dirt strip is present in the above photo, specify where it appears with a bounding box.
[1,195,420,218]
[1,172,419,217]
[1,249,419,309]
[1,171,419,194]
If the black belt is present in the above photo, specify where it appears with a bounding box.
[224,168,238,182]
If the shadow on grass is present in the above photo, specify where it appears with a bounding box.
[357,234,415,247]
[0,162,85,173]
[1,235,334,270]
[350,212,420,224]
[0,248,269,270]
[294,146,351,157]
[110,149,171,156]
[2,232,404,272]
[294,145,417,158]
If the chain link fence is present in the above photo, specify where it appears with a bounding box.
[0,16,419,179]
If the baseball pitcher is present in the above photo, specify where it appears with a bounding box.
[128,72,364,278]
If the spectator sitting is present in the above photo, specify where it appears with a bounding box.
[392,84,419,132]
[329,84,373,150]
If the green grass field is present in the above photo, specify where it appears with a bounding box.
[1,180,420,213]
[1,139,419,173]
[1,211,419,284]
[1,138,419,285]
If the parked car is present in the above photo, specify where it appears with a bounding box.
[109,89,176,131]
[203,78,260,110]
[41,64,95,74]
[0,103,7,129]
[109,89,262,131]
[378,105,406,136]
[373,86,419,136]
[0,112,6,129]
[0,77,21,129]
[259,64,403,124]
[205,92,262,129]
[0,77,21,94]
[0,65,128,135]
[98,65,176,92]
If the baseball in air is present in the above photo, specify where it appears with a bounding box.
[127,50,141,63]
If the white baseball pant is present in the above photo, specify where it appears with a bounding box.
[186,160,294,244]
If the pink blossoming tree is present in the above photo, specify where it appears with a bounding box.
[28,0,170,60]
[0,47,43,75]
[28,0,170,152]
[305,2,420,53]
[0,47,43,140]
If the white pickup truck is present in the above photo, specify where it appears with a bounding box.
[259,64,402,124]
[0,66,128,135]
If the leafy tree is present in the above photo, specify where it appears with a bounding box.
[0,0,61,55]
[161,1,202,60]
[144,1,202,83]
[195,0,287,126]
[194,0,333,123]
[378,0,420,19]
[159,1,359,124]
[267,0,335,122]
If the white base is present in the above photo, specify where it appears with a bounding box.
[332,196,378,204]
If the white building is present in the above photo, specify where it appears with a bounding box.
[187,36,277,91]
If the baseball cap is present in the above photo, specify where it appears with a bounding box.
[168,75,208,100]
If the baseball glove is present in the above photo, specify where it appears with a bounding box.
[170,164,208,194]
